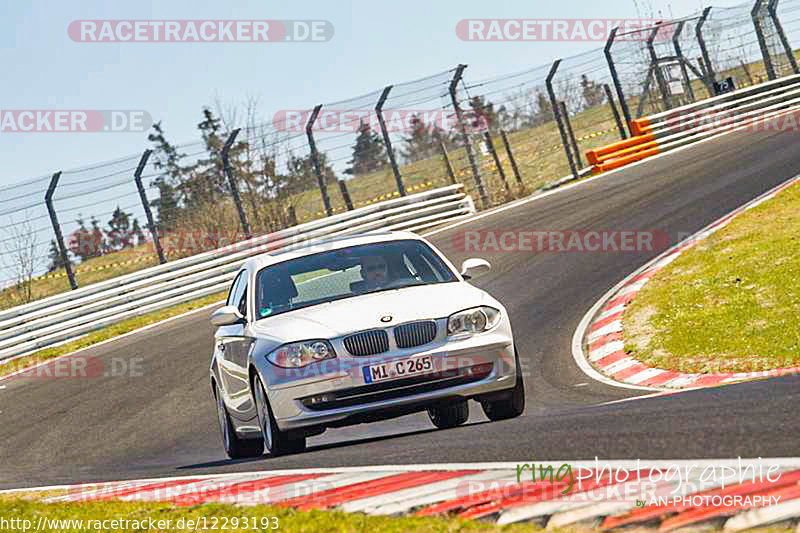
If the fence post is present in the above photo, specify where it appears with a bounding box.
[604,27,633,135]
[499,130,524,187]
[672,21,696,103]
[697,56,709,82]
[221,128,252,240]
[132,149,166,264]
[305,105,333,217]
[483,131,510,195]
[438,139,457,185]
[559,101,583,168]
[604,84,627,140]
[449,64,489,209]
[752,0,777,80]
[546,60,579,179]
[769,0,800,74]
[375,85,406,196]
[338,180,354,210]
[647,23,673,110]
[45,171,77,290]
[697,7,717,87]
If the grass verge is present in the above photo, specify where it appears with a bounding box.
[0,292,225,380]
[623,181,800,374]
[0,498,556,533]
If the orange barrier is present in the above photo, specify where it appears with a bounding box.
[630,117,652,136]
[586,133,656,164]
[593,146,661,173]
[600,139,659,162]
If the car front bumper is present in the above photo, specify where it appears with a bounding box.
[256,331,517,432]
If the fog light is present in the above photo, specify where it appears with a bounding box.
[309,394,334,405]
[462,363,493,376]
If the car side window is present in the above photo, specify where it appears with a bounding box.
[237,281,248,318]
[226,272,244,307]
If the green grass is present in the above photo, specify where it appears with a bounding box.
[623,181,800,374]
[0,498,557,533]
[0,291,225,380]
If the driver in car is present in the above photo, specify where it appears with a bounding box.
[359,255,391,291]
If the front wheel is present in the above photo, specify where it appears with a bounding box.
[215,385,264,459]
[481,349,525,421]
[253,376,306,457]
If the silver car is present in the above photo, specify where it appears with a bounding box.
[210,231,524,459]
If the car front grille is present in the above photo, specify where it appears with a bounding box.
[343,329,389,356]
[394,321,437,349]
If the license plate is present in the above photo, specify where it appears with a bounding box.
[363,355,434,383]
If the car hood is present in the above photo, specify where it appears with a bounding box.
[250,282,496,341]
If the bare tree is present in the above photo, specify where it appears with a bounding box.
[2,211,46,304]
[216,95,269,231]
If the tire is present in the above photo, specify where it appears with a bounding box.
[253,376,306,457]
[481,349,525,421]
[427,398,469,429]
[215,385,264,459]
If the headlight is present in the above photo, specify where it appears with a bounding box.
[447,306,501,336]
[267,340,336,368]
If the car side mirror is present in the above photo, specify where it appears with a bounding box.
[460,258,491,280]
[210,305,245,326]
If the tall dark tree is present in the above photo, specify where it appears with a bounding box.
[192,107,227,201]
[468,95,499,132]
[152,181,179,232]
[90,216,105,256]
[286,152,336,195]
[400,114,439,163]
[105,206,134,252]
[46,239,71,272]
[345,121,387,176]
[131,218,147,244]
[68,216,104,261]
[148,121,185,230]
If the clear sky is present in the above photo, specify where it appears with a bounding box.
[1,0,746,188]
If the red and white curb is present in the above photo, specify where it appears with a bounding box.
[578,175,800,391]
[5,460,800,530]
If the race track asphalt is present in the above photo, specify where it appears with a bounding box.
[2,126,799,489]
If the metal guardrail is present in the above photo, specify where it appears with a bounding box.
[0,184,475,362]
[631,73,800,136]
[587,74,800,172]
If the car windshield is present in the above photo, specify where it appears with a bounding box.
[254,239,457,319]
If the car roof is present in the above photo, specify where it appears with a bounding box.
[243,230,425,271]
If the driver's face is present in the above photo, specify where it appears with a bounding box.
[361,256,388,286]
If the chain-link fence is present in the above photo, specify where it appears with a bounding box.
[3,0,799,308]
